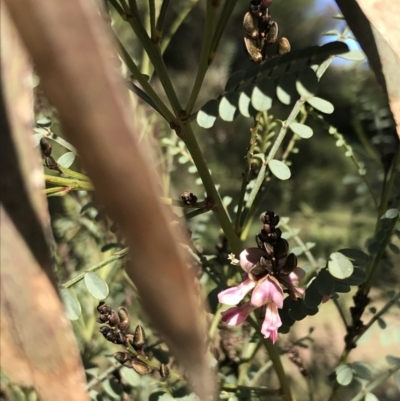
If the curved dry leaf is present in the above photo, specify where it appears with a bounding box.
[3,0,216,398]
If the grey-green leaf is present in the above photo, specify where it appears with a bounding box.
[315,269,335,296]
[336,364,353,386]
[251,79,275,111]
[276,74,297,105]
[84,272,109,300]
[328,252,353,279]
[296,67,318,100]
[307,97,334,114]
[352,361,372,380]
[383,208,399,219]
[219,92,240,121]
[197,99,219,128]
[238,85,256,117]
[290,122,313,139]
[338,50,366,61]
[60,288,81,320]
[57,151,76,168]
[225,70,246,92]
[365,393,379,401]
[269,159,291,180]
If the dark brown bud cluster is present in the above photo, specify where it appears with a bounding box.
[243,0,291,63]
[97,302,170,378]
[39,137,63,174]
[344,289,370,350]
[251,211,297,282]
[181,191,198,206]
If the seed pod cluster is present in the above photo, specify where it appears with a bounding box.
[255,211,298,278]
[243,1,291,63]
[39,137,63,173]
[97,302,171,378]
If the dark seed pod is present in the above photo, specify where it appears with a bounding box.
[274,238,289,260]
[97,314,109,323]
[244,37,263,64]
[277,37,291,55]
[280,253,297,275]
[40,137,52,157]
[264,242,275,258]
[114,351,130,365]
[133,325,146,349]
[131,359,153,375]
[260,211,279,226]
[117,307,129,332]
[160,364,171,379]
[108,311,120,327]
[265,21,278,44]
[259,256,273,273]
[243,12,259,39]
[97,301,111,314]
[256,234,264,249]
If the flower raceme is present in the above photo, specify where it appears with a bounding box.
[218,211,305,343]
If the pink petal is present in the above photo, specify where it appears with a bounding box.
[239,248,265,273]
[218,278,256,305]
[251,276,283,308]
[221,303,255,326]
[261,302,282,342]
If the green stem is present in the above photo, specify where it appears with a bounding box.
[61,248,128,288]
[185,0,217,115]
[155,0,170,34]
[148,0,156,40]
[354,292,400,344]
[116,36,175,121]
[182,124,242,254]
[248,316,294,401]
[243,100,304,215]
[209,0,238,63]
[160,1,199,55]
[349,362,400,401]
[235,113,262,234]
[44,175,94,191]
[377,141,400,218]
[220,383,280,395]
[362,215,398,293]
[309,109,378,208]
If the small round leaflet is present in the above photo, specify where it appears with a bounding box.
[57,151,76,168]
[306,97,334,114]
[290,122,313,138]
[328,252,353,279]
[84,272,109,299]
[336,364,353,386]
[269,159,291,180]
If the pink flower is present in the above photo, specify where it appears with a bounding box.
[251,275,283,308]
[261,302,282,343]
[218,278,256,305]
[221,302,255,326]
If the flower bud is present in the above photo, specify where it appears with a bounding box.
[239,248,266,273]
[160,364,171,378]
[277,37,291,55]
[243,12,259,39]
[131,359,153,375]
[133,325,146,349]
[244,37,263,64]
[40,137,52,157]
[117,307,129,331]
